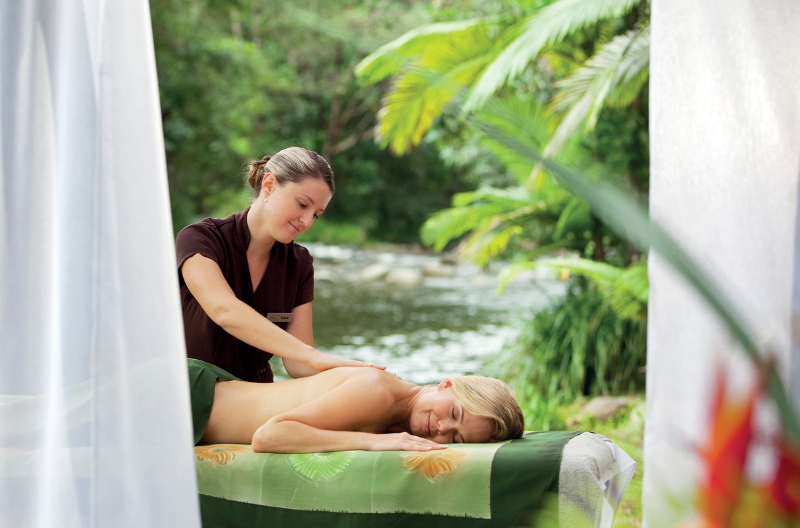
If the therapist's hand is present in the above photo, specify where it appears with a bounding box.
[308,350,386,373]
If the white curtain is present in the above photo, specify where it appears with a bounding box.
[0,1,201,527]
[646,0,800,525]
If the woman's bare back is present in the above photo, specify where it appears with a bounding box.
[201,367,414,445]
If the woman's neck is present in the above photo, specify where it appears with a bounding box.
[384,384,434,434]
[246,202,277,259]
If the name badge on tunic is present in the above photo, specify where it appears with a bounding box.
[267,313,295,323]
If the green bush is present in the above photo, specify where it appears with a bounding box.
[486,280,647,429]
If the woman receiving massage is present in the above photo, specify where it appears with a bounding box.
[190,359,525,453]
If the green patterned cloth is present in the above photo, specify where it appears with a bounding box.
[196,431,581,528]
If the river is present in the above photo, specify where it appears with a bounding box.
[272,243,564,384]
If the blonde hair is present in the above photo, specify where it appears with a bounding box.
[447,375,524,442]
[246,147,335,196]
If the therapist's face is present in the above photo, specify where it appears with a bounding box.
[261,174,332,243]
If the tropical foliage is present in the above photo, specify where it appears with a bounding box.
[356,0,650,163]
[151,0,473,241]
[357,0,652,412]
[487,282,647,430]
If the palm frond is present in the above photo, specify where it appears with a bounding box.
[355,18,494,84]
[554,195,593,239]
[374,31,497,154]
[499,257,648,321]
[475,95,596,189]
[422,181,573,261]
[421,201,526,251]
[463,0,644,112]
[475,98,554,182]
[605,26,650,107]
[543,25,650,160]
[461,224,524,268]
[451,185,536,207]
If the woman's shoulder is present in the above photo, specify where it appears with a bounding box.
[177,210,241,240]
[321,367,405,390]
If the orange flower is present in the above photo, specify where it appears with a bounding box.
[697,368,759,527]
[403,449,471,482]
[195,444,251,465]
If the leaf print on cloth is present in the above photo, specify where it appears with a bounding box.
[195,445,250,465]
[288,451,355,481]
[404,449,471,482]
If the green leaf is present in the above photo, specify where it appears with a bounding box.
[462,224,524,268]
[554,196,593,239]
[543,25,650,159]
[463,0,644,112]
[374,31,497,154]
[474,96,595,187]
[355,18,495,84]
[421,201,524,251]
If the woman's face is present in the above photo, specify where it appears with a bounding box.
[261,174,332,243]
[410,380,494,444]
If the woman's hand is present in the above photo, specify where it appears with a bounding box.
[308,350,386,373]
[368,432,447,452]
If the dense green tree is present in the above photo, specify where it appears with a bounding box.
[151,0,472,241]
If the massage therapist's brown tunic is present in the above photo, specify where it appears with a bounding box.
[176,208,314,382]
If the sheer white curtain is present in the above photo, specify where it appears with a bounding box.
[0,1,200,526]
[646,0,800,525]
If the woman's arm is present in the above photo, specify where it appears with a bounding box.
[251,372,445,453]
[282,302,320,378]
[182,254,382,372]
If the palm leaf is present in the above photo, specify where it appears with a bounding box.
[421,183,570,260]
[355,18,495,84]
[476,98,559,183]
[543,25,650,160]
[475,95,597,189]
[461,224,524,268]
[463,0,644,112]
[451,185,538,207]
[421,200,530,251]
[374,30,498,154]
[554,195,593,239]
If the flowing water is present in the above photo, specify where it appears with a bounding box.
[273,243,564,384]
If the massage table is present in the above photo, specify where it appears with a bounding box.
[195,431,636,528]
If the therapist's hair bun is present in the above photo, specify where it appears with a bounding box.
[246,147,334,196]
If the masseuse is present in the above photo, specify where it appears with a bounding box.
[177,147,381,382]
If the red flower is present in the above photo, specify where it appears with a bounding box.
[767,434,800,516]
[698,369,759,527]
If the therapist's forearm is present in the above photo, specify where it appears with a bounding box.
[283,358,319,378]
[213,300,320,365]
[283,303,320,378]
